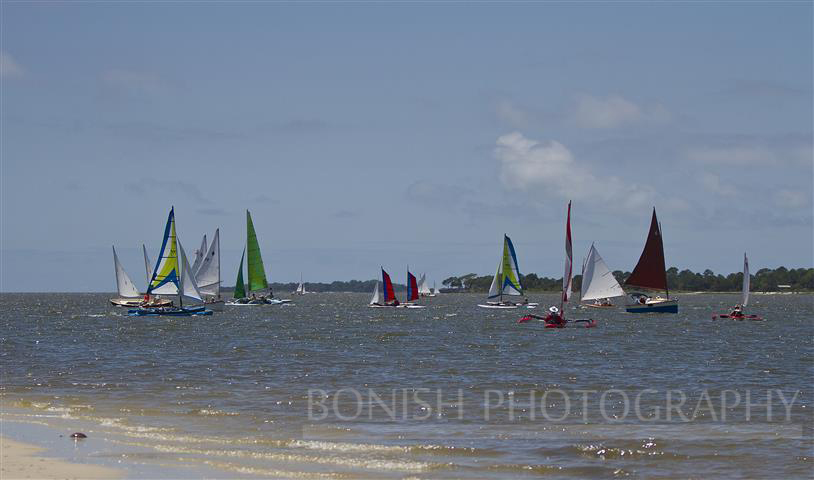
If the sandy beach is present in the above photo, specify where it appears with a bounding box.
[0,436,120,480]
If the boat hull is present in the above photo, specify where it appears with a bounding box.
[127,306,212,316]
[581,303,614,309]
[111,297,172,307]
[712,313,763,321]
[625,300,678,314]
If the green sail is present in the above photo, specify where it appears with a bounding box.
[246,210,269,292]
[233,248,246,299]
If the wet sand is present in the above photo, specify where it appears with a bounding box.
[0,436,121,480]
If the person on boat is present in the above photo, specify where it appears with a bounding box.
[730,304,744,317]
[638,296,647,305]
[522,298,529,305]
[544,306,565,326]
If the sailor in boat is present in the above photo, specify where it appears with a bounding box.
[543,306,566,327]
[729,304,744,318]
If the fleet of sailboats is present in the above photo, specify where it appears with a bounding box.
[108,204,765,321]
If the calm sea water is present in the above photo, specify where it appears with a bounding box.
[1,292,812,478]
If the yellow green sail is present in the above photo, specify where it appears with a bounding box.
[233,248,246,299]
[147,208,180,295]
[246,210,268,293]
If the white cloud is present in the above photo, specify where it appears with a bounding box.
[0,51,24,78]
[495,131,655,210]
[699,172,736,196]
[101,69,165,95]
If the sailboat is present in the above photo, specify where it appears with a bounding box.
[712,253,763,320]
[478,235,536,309]
[292,273,308,295]
[369,268,399,307]
[194,229,223,310]
[129,207,212,316]
[519,202,594,327]
[624,208,678,313]
[404,269,426,308]
[417,274,434,297]
[227,210,290,306]
[580,244,624,308]
[110,246,143,307]
[140,244,172,308]
[432,281,442,295]
[190,234,207,276]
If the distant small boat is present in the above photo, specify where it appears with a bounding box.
[478,235,536,309]
[402,269,426,308]
[129,207,211,316]
[624,208,678,314]
[580,244,624,308]
[418,274,434,297]
[293,273,308,295]
[712,253,763,320]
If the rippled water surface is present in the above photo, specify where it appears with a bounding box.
[1,292,812,478]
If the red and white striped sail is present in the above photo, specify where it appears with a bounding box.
[561,201,573,310]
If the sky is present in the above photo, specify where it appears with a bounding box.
[1,2,812,292]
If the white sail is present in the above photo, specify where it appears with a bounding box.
[742,253,750,307]
[178,241,203,303]
[195,229,221,297]
[580,244,625,302]
[113,246,140,298]
[487,263,501,298]
[370,281,380,304]
[418,273,432,295]
[191,234,207,276]
[143,244,152,288]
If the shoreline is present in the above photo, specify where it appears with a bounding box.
[0,435,121,480]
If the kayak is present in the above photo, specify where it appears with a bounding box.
[712,313,763,321]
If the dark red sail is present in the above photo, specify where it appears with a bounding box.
[624,208,668,292]
[382,268,397,303]
[407,271,419,301]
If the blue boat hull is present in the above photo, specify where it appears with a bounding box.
[626,301,678,314]
[128,306,212,316]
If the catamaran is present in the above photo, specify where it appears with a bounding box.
[129,207,212,316]
[292,274,308,295]
[478,234,536,309]
[580,244,624,308]
[624,208,678,313]
[712,253,763,320]
[228,210,290,305]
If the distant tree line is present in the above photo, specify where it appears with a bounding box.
[442,266,814,293]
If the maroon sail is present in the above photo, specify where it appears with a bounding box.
[624,208,668,293]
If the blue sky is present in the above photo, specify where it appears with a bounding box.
[2,2,812,292]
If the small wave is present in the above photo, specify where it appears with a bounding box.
[187,408,240,417]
